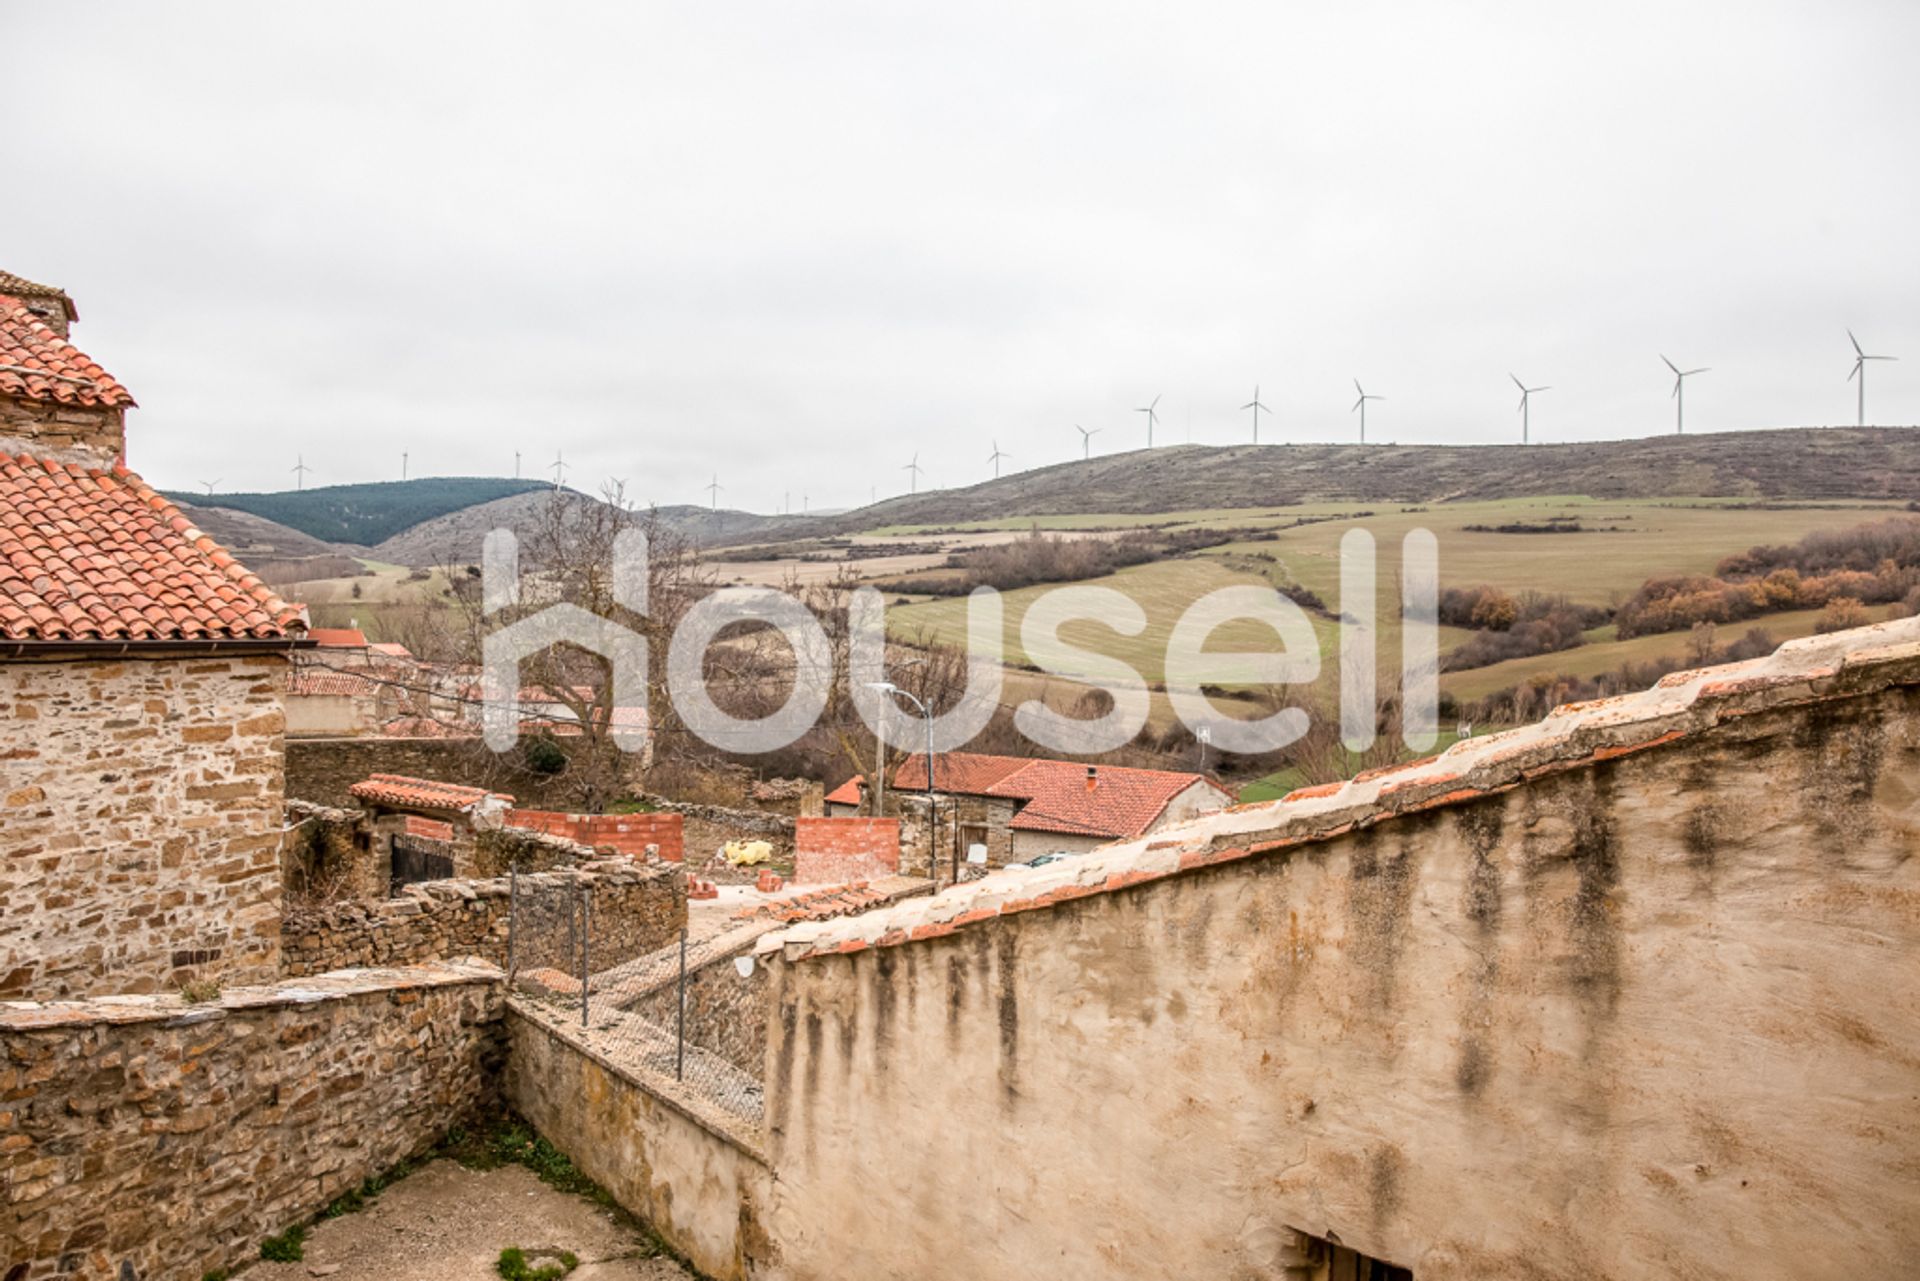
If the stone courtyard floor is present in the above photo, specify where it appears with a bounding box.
[250,1159,693,1281]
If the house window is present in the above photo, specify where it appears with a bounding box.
[1291,1232,1412,1281]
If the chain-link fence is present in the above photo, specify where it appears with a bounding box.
[507,870,769,1130]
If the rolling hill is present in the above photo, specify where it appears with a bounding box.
[766,427,1920,541]
[173,477,550,546]
[367,490,782,567]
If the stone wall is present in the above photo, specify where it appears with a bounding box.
[285,735,588,809]
[626,942,770,1075]
[0,962,504,1281]
[283,798,377,901]
[280,859,686,977]
[0,653,287,999]
[756,680,1920,1279]
[646,796,796,866]
[505,1004,776,1281]
[792,816,899,885]
[0,397,124,460]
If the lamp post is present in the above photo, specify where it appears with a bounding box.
[868,681,936,886]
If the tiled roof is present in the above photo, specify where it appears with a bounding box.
[823,777,864,807]
[347,773,513,812]
[0,271,77,320]
[732,882,899,924]
[0,451,304,642]
[889,751,1227,839]
[369,641,413,659]
[0,293,128,408]
[760,618,1920,965]
[308,627,368,648]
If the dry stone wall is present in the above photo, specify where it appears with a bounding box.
[0,653,287,998]
[0,962,504,1281]
[280,859,686,977]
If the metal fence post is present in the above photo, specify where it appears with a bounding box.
[676,926,688,1081]
[579,884,590,1029]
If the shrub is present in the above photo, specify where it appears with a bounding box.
[1816,597,1870,634]
[497,1247,579,1281]
[259,1226,305,1262]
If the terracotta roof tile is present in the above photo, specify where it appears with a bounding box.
[289,669,375,698]
[347,773,513,811]
[0,271,77,321]
[0,293,128,408]
[307,627,368,648]
[0,451,303,641]
[891,751,1229,840]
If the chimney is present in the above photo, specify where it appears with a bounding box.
[0,272,128,466]
[1085,766,1098,793]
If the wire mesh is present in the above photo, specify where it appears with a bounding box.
[508,873,769,1130]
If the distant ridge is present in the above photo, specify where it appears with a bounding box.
[737,426,1920,542]
[369,490,782,566]
[170,477,548,546]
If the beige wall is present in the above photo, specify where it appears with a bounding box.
[1145,777,1231,832]
[286,691,368,735]
[0,653,288,997]
[759,686,1920,1280]
[506,1005,777,1280]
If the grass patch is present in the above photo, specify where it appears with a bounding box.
[259,1225,305,1262]
[497,1246,580,1280]
[179,979,222,1004]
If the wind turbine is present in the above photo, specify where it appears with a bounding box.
[401,450,409,482]
[1848,330,1897,427]
[902,452,925,494]
[514,450,522,480]
[1511,374,1550,445]
[705,474,723,510]
[1661,356,1708,434]
[1136,395,1161,447]
[988,441,1012,478]
[1241,385,1273,444]
[1075,424,1101,460]
[1351,381,1383,444]
[290,455,312,490]
[199,479,221,496]
[550,450,567,489]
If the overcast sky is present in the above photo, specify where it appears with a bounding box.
[9,2,1918,512]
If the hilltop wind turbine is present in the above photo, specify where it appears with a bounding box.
[1351,380,1383,443]
[550,450,567,489]
[988,441,1012,478]
[902,452,925,494]
[199,479,221,496]
[1511,374,1550,445]
[290,455,312,490]
[514,450,521,480]
[401,451,409,481]
[1136,395,1161,448]
[1661,356,1708,434]
[1241,385,1273,444]
[1848,330,1897,427]
[1075,424,1101,460]
[705,474,723,510]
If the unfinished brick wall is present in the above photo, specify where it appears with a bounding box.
[505,808,685,861]
[0,397,124,460]
[0,963,503,1281]
[0,653,287,999]
[793,816,900,885]
[280,859,686,977]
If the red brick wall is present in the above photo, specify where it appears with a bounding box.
[794,817,900,885]
[504,809,684,862]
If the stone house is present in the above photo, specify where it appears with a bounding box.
[825,751,1234,868]
[346,772,515,885]
[0,273,306,998]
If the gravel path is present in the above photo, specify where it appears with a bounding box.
[248,1159,692,1281]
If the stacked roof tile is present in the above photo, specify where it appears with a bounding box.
[0,293,128,408]
[0,452,304,642]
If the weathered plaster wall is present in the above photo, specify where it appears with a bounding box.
[760,686,1920,1280]
[0,653,287,998]
[281,859,685,977]
[0,962,504,1281]
[505,1005,777,1280]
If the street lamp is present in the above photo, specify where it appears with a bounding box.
[868,680,937,886]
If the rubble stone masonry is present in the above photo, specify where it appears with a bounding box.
[0,398,125,461]
[0,962,503,1281]
[0,654,288,998]
[280,859,686,977]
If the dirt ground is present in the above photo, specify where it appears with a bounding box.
[249,1159,693,1281]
